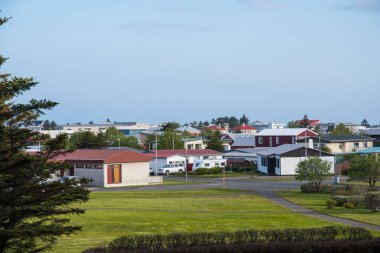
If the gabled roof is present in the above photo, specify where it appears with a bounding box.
[231,135,256,147]
[255,128,317,137]
[176,126,201,134]
[313,135,375,143]
[207,125,226,130]
[57,149,152,163]
[257,144,305,156]
[233,125,256,131]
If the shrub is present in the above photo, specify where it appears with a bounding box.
[343,202,356,209]
[331,195,349,206]
[326,199,336,209]
[192,167,222,175]
[103,226,372,252]
[347,195,365,208]
[364,192,380,212]
[301,183,334,193]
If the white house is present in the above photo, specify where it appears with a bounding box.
[57,149,156,187]
[256,144,335,176]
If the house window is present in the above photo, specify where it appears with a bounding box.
[276,137,279,145]
[107,164,122,184]
[187,144,192,149]
[261,157,267,167]
[204,163,210,167]
[339,144,343,150]
[204,156,209,159]
[354,142,359,149]
[364,142,368,148]
[258,137,263,144]
[221,162,225,166]
[75,163,85,168]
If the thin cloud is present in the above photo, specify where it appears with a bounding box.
[118,23,214,32]
[338,0,380,11]
[237,0,290,9]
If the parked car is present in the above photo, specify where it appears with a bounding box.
[149,168,155,176]
[157,164,185,175]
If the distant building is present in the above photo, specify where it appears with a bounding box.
[232,124,257,134]
[221,134,256,150]
[256,144,335,175]
[311,135,375,153]
[362,128,380,147]
[176,125,201,136]
[251,121,285,132]
[255,128,318,148]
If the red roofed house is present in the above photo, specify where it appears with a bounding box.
[255,128,318,148]
[206,124,229,134]
[57,149,154,187]
[232,124,257,134]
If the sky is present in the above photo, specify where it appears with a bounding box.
[1,0,380,125]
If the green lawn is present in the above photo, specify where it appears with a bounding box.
[50,189,336,253]
[174,172,256,178]
[277,191,380,226]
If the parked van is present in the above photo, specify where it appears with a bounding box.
[192,159,226,171]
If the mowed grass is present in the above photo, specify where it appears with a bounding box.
[51,189,336,253]
[277,191,380,226]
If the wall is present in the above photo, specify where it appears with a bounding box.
[75,168,103,186]
[256,155,268,174]
[279,156,335,175]
[104,162,150,187]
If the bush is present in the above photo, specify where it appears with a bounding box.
[102,226,372,252]
[364,192,380,212]
[230,166,254,173]
[343,202,356,209]
[301,183,334,193]
[326,199,336,209]
[347,195,365,208]
[331,195,349,206]
[192,167,222,175]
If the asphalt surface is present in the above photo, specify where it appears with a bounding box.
[92,176,380,231]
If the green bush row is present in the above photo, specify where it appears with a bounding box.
[191,167,222,175]
[327,192,380,212]
[91,226,372,252]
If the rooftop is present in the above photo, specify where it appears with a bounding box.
[315,135,375,142]
[256,128,317,136]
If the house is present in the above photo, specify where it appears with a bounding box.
[255,128,318,148]
[295,119,320,128]
[223,148,268,165]
[145,149,223,170]
[176,125,201,136]
[62,122,153,136]
[251,121,286,132]
[182,137,207,150]
[320,122,368,135]
[256,144,335,175]
[363,128,380,147]
[232,124,257,134]
[57,149,156,187]
[206,124,229,134]
[221,134,256,150]
[310,135,375,153]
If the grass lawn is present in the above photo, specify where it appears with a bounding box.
[173,172,256,178]
[250,176,297,181]
[51,189,336,253]
[277,190,380,226]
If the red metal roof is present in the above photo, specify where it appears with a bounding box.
[295,119,320,125]
[56,149,152,163]
[233,125,256,130]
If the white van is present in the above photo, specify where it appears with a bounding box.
[192,159,226,171]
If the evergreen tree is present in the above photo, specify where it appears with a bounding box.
[50,120,57,130]
[206,130,224,152]
[331,123,352,136]
[0,16,90,252]
[299,114,310,128]
[361,119,370,128]
[239,114,249,125]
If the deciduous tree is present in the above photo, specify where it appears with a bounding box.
[295,157,332,192]
[349,155,380,188]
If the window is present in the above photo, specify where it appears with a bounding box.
[187,144,192,149]
[258,137,263,144]
[364,142,368,148]
[339,144,343,149]
[204,156,209,159]
[276,137,279,145]
[261,157,267,167]
[204,163,210,167]
[169,161,173,164]
[354,142,359,149]
[215,163,219,166]
[221,162,225,166]
[75,163,85,168]
[107,164,122,184]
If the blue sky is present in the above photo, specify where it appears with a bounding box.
[1,0,380,125]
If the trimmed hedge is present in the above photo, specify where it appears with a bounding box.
[83,226,372,253]
[192,167,223,175]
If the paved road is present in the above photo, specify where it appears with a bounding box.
[93,176,380,231]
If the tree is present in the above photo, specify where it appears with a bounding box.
[361,119,370,128]
[0,17,90,252]
[161,122,180,131]
[331,123,352,136]
[206,130,224,152]
[239,114,249,125]
[68,131,106,149]
[295,157,332,192]
[287,120,299,128]
[42,120,51,130]
[349,155,380,188]
[158,129,184,150]
[320,146,332,153]
[50,120,57,130]
[299,114,310,128]
[104,127,141,149]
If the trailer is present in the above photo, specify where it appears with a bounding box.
[192,159,227,171]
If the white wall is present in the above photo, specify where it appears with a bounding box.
[256,155,268,174]
[104,162,150,187]
[279,156,335,175]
